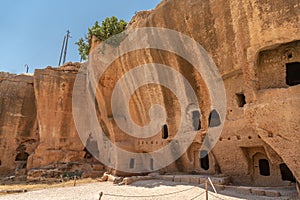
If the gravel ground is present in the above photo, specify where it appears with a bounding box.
[0,180,296,200]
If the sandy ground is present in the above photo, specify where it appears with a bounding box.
[0,180,297,200]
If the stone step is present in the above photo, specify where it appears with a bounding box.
[222,185,283,198]
[158,174,230,185]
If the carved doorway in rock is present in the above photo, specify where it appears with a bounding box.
[15,144,29,173]
[252,153,274,186]
[15,152,29,169]
[84,133,100,164]
[15,151,29,176]
[193,150,216,174]
[280,163,296,183]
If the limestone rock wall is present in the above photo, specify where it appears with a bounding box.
[0,64,106,180]
[27,66,84,170]
[0,73,38,176]
[88,47,212,176]
[246,86,300,182]
[90,0,300,185]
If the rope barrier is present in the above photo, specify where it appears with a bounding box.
[104,184,203,198]
[101,182,278,200]
[190,191,206,200]
[208,191,227,200]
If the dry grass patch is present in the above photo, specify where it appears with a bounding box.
[0,178,97,195]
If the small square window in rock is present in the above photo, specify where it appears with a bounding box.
[287,53,293,59]
[236,93,246,107]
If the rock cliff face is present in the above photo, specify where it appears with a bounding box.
[27,66,84,169]
[0,65,105,181]
[0,73,38,176]
[0,0,299,186]
[88,0,300,185]
[26,64,105,180]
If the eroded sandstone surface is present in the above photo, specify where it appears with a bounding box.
[0,73,38,178]
[88,0,300,186]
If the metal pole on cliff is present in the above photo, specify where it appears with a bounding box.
[58,30,72,66]
[62,30,72,65]
[58,35,66,66]
[24,64,29,73]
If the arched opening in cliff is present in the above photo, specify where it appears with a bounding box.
[280,163,296,182]
[15,152,29,161]
[259,159,270,176]
[208,109,221,127]
[192,110,201,131]
[83,148,93,159]
[162,124,169,139]
[84,133,99,161]
[236,93,246,107]
[286,62,300,86]
[15,152,29,169]
[200,150,209,171]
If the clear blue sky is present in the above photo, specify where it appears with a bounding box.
[0,0,160,74]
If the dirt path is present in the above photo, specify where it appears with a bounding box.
[0,180,295,200]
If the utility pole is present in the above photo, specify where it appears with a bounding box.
[58,35,66,66]
[24,64,29,73]
[63,30,71,64]
[58,30,72,66]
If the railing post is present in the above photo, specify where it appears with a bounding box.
[205,179,209,200]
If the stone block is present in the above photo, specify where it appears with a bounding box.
[180,176,190,183]
[174,176,181,182]
[190,176,200,184]
[236,187,252,195]
[162,175,174,182]
[251,189,266,196]
[265,190,281,197]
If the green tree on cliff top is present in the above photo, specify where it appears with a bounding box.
[76,16,127,61]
